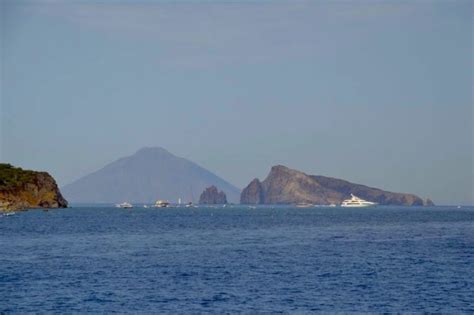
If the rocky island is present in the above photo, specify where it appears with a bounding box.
[199,185,227,204]
[0,164,68,211]
[241,165,433,206]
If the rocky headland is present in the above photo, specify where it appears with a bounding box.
[241,165,433,206]
[0,164,68,211]
[199,186,228,204]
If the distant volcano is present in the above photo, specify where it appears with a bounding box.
[62,147,240,204]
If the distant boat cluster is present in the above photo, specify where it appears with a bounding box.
[116,194,378,209]
[115,199,196,209]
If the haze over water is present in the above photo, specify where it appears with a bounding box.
[1,206,473,313]
[1,1,472,205]
[1,1,473,312]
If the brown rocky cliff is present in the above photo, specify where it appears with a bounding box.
[241,165,430,206]
[240,178,265,204]
[0,164,68,211]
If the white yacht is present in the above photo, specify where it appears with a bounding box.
[341,194,377,208]
[154,200,170,208]
[116,202,133,208]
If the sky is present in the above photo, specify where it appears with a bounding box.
[1,0,472,205]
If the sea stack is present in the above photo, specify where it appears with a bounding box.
[0,164,68,211]
[199,186,227,204]
[424,198,435,206]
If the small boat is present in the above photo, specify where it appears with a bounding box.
[341,194,377,208]
[116,202,133,208]
[185,202,196,208]
[296,202,314,208]
[329,204,337,207]
[143,205,149,208]
[4,212,16,216]
[154,200,170,208]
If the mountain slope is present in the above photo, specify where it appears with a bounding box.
[62,147,240,203]
[241,165,431,206]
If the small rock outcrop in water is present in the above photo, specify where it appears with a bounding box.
[0,164,68,211]
[199,186,227,204]
[424,198,435,206]
[241,165,433,206]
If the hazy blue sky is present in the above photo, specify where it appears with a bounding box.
[1,0,472,205]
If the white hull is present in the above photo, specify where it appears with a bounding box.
[116,202,133,208]
[341,203,376,208]
[154,200,170,208]
[296,203,314,208]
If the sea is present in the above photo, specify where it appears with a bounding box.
[1,205,473,313]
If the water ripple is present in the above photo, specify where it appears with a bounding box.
[1,206,473,312]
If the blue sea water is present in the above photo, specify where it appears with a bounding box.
[1,206,473,313]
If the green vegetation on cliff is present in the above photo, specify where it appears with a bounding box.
[0,164,37,190]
